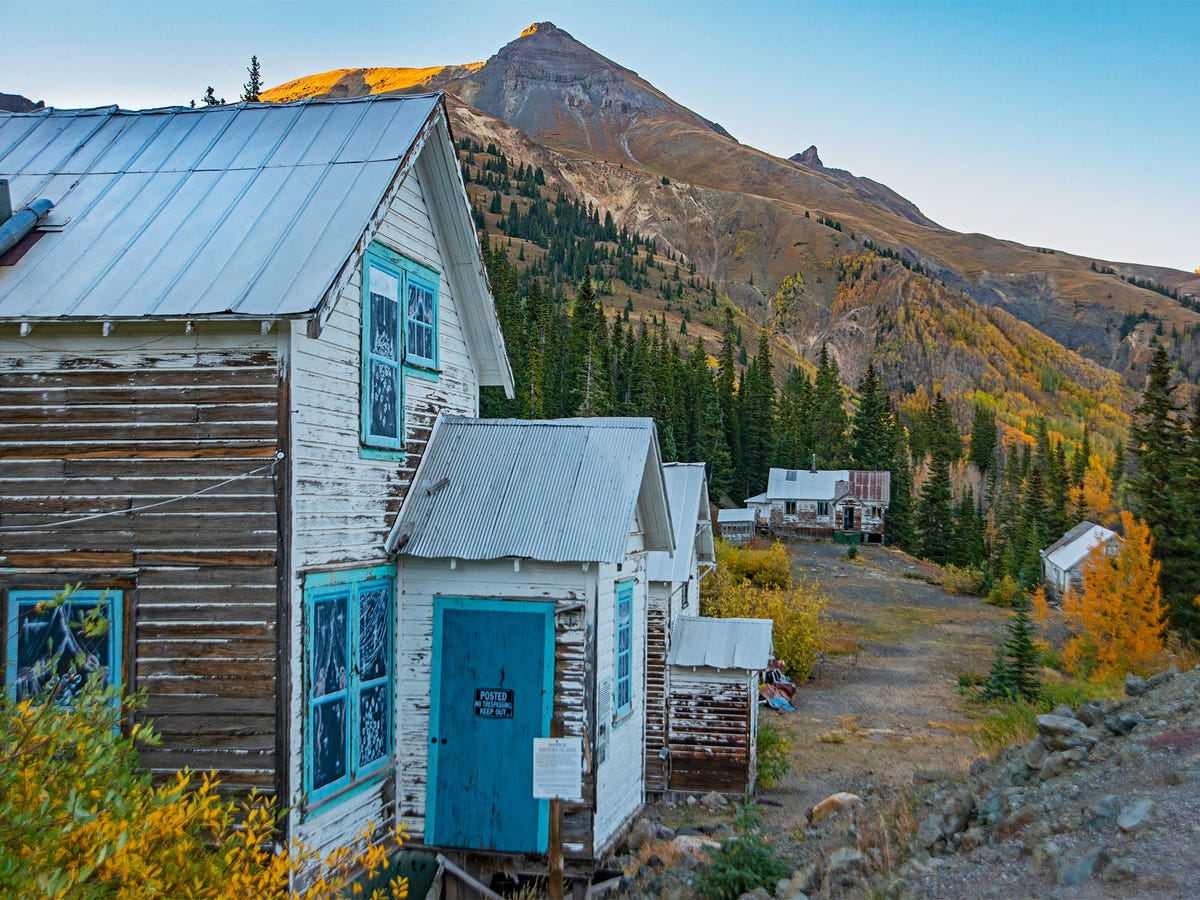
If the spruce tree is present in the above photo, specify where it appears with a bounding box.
[968,402,998,474]
[887,422,916,551]
[916,449,953,563]
[812,344,849,467]
[982,595,1041,702]
[241,55,263,102]
[850,363,894,470]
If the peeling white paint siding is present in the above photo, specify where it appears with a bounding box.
[592,556,647,855]
[396,558,593,843]
[286,168,478,855]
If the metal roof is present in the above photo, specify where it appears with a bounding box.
[767,468,849,500]
[0,95,439,320]
[387,415,674,563]
[668,616,773,671]
[1043,521,1117,572]
[647,463,713,584]
[717,508,757,523]
[838,470,891,504]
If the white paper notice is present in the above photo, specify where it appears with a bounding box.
[532,737,583,801]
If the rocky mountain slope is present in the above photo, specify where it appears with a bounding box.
[264,21,1200,397]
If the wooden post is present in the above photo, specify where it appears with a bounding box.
[548,717,564,900]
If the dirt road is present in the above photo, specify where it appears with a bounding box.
[758,542,1008,835]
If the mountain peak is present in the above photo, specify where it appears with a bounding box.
[519,21,562,38]
[791,145,823,167]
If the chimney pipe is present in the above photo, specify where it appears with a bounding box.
[0,180,11,226]
[0,197,54,257]
[810,453,817,473]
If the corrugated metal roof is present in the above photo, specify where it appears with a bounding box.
[840,470,891,504]
[0,95,439,320]
[387,415,673,563]
[668,617,773,671]
[647,463,711,583]
[767,468,849,500]
[1044,521,1117,572]
[717,508,757,523]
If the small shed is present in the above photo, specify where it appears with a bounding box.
[717,507,758,543]
[667,617,773,795]
[385,414,673,883]
[1041,521,1119,599]
[644,463,715,794]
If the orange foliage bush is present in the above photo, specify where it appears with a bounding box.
[1061,511,1167,680]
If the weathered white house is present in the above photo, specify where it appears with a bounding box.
[0,94,513,863]
[1041,521,1119,600]
[643,462,715,795]
[757,468,891,543]
[717,507,759,543]
[384,415,673,881]
[667,616,773,794]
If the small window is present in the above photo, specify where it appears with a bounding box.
[784,500,797,516]
[785,470,797,482]
[360,244,441,453]
[6,588,123,702]
[304,568,393,807]
[817,501,830,516]
[614,579,633,718]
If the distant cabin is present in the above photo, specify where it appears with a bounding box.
[0,95,513,872]
[1041,521,1119,599]
[717,507,758,543]
[756,467,890,543]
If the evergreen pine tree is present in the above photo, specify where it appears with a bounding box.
[982,595,1041,702]
[849,363,894,470]
[887,423,916,551]
[812,344,849,467]
[202,86,224,106]
[241,55,262,102]
[968,402,998,474]
[916,450,953,563]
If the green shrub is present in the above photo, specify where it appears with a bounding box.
[755,718,791,789]
[697,805,786,900]
[942,565,985,595]
[985,575,1023,607]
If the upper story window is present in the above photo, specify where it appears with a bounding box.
[360,244,440,452]
[5,588,123,703]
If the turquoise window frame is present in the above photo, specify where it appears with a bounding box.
[303,566,395,811]
[360,243,441,456]
[5,589,123,700]
[614,579,633,719]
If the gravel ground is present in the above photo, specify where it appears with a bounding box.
[758,541,1008,838]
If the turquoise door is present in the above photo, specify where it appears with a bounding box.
[428,598,555,852]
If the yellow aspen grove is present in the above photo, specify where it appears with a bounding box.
[1061,511,1168,680]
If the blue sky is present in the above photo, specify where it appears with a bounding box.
[3,0,1197,272]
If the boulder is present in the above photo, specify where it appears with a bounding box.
[1083,794,1121,828]
[1058,848,1109,886]
[1147,665,1178,688]
[700,790,727,812]
[1104,712,1141,736]
[825,847,869,885]
[622,816,657,852]
[1035,714,1087,751]
[1102,856,1138,882]
[917,815,944,850]
[1117,798,1157,832]
[735,887,771,900]
[1124,674,1148,696]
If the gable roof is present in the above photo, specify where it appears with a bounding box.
[0,95,512,393]
[668,617,773,671]
[836,470,891,504]
[647,462,714,583]
[1042,521,1118,572]
[386,415,673,563]
[718,508,757,524]
[767,468,849,500]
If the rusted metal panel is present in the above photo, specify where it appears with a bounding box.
[667,675,757,795]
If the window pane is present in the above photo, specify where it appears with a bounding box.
[358,683,389,767]
[312,697,348,790]
[13,598,113,702]
[312,595,347,699]
[369,268,399,362]
[358,583,390,683]
[406,282,435,363]
[368,361,398,439]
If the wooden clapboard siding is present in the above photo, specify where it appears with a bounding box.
[668,673,755,794]
[592,559,647,857]
[286,167,480,857]
[0,326,282,793]
[643,586,670,793]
